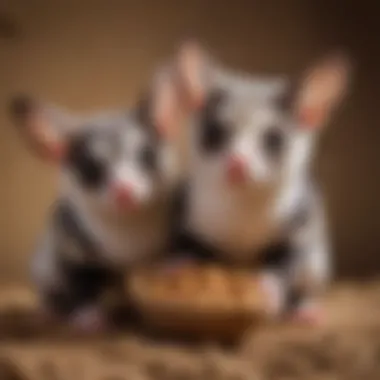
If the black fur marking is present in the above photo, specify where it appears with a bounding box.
[44,260,118,316]
[133,95,163,175]
[199,90,231,154]
[257,240,302,313]
[55,202,100,260]
[200,118,230,154]
[168,184,217,262]
[169,230,217,262]
[65,133,108,190]
[257,240,294,270]
[139,144,158,172]
[44,202,118,316]
[262,126,286,159]
[167,183,187,246]
[285,188,313,235]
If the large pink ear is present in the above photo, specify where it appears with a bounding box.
[295,53,351,130]
[9,95,73,162]
[150,67,185,140]
[175,40,208,111]
[149,41,209,139]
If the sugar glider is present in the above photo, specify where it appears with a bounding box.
[168,42,351,324]
[8,66,187,332]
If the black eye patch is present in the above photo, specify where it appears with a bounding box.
[200,118,230,153]
[199,90,231,154]
[262,126,286,159]
[65,134,108,190]
[139,144,157,171]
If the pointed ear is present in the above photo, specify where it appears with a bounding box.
[294,53,352,130]
[175,40,209,110]
[8,95,77,162]
[150,67,185,140]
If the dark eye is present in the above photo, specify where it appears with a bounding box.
[263,127,285,157]
[199,90,230,154]
[66,135,107,189]
[200,119,230,153]
[140,145,156,170]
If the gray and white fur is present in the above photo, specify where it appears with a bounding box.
[8,69,185,331]
[170,42,351,321]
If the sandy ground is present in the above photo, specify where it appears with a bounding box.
[0,281,380,380]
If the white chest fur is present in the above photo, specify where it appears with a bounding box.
[186,170,282,263]
[71,196,170,267]
[60,170,172,267]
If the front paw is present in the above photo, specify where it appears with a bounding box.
[69,305,109,334]
[288,299,325,326]
[258,272,286,318]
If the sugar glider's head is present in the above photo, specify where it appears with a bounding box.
[173,41,352,190]
[8,70,186,213]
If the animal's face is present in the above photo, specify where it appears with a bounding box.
[175,42,351,189]
[9,66,186,212]
[63,113,173,211]
[192,78,306,187]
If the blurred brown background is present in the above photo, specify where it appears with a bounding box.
[0,0,379,283]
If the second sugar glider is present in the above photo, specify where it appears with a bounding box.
[8,66,186,332]
[169,42,351,324]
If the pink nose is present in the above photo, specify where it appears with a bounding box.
[112,183,135,208]
[226,155,248,184]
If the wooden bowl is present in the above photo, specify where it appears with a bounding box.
[126,263,271,341]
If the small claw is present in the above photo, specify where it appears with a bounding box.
[289,301,325,326]
[69,306,108,334]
